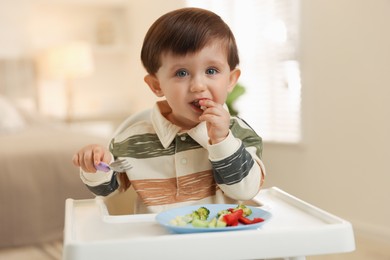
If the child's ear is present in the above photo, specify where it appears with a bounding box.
[144,74,164,97]
[227,68,241,92]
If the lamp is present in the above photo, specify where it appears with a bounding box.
[38,41,94,122]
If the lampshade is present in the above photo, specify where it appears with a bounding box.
[38,41,94,79]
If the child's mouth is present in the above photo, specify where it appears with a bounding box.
[191,99,207,110]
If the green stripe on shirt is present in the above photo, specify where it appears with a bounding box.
[111,133,202,159]
[230,118,263,159]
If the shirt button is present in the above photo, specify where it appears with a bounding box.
[181,158,187,164]
[180,136,186,141]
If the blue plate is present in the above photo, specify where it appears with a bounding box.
[155,204,271,234]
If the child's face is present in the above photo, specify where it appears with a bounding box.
[145,41,240,129]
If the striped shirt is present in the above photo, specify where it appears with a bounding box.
[81,101,265,214]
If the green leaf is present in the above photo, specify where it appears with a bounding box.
[226,83,246,116]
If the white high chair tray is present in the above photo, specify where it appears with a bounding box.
[62,187,355,260]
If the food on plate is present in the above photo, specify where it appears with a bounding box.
[169,206,210,226]
[169,204,264,228]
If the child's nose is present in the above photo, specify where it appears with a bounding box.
[190,76,207,92]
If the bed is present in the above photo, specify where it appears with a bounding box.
[0,95,110,248]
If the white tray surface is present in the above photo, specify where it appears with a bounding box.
[63,187,355,260]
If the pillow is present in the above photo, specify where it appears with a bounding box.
[0,95,26,132]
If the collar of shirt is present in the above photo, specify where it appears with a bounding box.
[151,100,209,149]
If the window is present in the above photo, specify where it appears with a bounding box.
[186,0,301,143]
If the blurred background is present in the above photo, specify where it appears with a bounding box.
[0,0,389,259]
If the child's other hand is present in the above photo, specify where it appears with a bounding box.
[198,99,230,144]
[72,144,112,173]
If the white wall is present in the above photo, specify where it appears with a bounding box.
[0,0,30,58]
[123,0,186,112]
[263,0,390,239]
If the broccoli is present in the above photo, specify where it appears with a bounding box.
[196,206,210,220]
[185,211,200,221]
[235,204,252,217]
[184,206,210,222]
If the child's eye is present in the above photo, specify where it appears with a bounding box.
[206,68,218,75]
[175,69,189,78]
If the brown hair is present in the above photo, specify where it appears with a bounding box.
[141,7,239,75]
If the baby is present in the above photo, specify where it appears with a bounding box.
[73,7,265,214]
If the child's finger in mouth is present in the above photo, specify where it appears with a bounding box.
[199,99,211,110]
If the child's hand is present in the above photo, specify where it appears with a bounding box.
[198,99,230,144]
[72,144,112,173]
